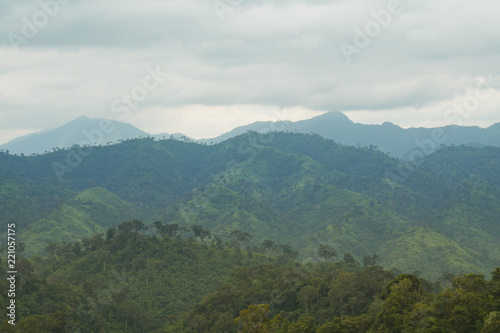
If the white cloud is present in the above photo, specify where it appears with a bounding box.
[126,104,325,139]
[0,0,499,144]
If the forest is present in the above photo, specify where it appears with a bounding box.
[1,131,500,331]
[0,222,499,332]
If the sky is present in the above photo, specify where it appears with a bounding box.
[0,0,499,145]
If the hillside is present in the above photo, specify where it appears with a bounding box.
[0,116,149,155]
[1,132,500,278]
[1,231,498,332]
[201,111,500,157]
[0,229,270,332]
[19,187,137,255]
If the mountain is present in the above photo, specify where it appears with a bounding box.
[0,116,150,155]
[197,120,293,144]
[3,113,499,157]
[1,132,500,280]
[19,187,138,255]
[203,111,500,157]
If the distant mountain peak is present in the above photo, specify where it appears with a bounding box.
[382,121,397,127]
[66,115,106,125]
[73,115,91,120]
[317,111,352,122]
[0,116,149,155]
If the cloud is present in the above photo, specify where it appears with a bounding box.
[127,104,325,139]
[0,0,499,144]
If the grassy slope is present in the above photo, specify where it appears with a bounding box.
[20,187,136,256]
[379,227,482,279]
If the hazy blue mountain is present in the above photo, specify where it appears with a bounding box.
[0,116,150,155]
[3,112,499,157]
[203,111,500,157]
[197,120,293,144]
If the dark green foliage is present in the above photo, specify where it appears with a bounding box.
[1,226,498,332]
[0,226,268,332]
[173,265,499,333]
[176,262,394,332]
[2,133,500,278]
[317,245,337,262]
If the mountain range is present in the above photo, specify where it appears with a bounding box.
[1,131,499,280]
[2,112,499,157]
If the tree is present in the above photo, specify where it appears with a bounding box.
[210,313,236,333]
[72,241,82,256]
[200,229,211,241]
[230,230,252,249]
[341,315,374,333]
[106,227,116,240]
[98,249,110,271]
[434,288,489,333]
[153,221,165,236]
[231,230,251,243]
[191,224,204,238]
[132,219,147,232]
[116,300,139,330]
[279,244,299,261]
[438,271,455,287]
[235,304,270,333]
[118,221,134,235]
[234,304,286,333]
[482,312,500,333]
[191,224,211,241]
[490,268,500,309]
[290,316,316,333]
[318,244,336,262]
[260,239,276,254]
[362,254,378,267]
[45,242,60,259]
[165,223,181,238]
[403,302,436,332]
[375,274,430,332]
[298,286,319,317]
[343,252,357,264]
[317,318,342,333]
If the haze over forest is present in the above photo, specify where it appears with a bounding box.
[2,0,500,331]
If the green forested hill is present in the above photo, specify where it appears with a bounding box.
[1,132,500,278]
[0,228,271,332]
[19,187,137,255]
[1,230,498,332]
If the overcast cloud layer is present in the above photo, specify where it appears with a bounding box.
[1,0,499,144]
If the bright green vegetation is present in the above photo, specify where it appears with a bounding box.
[1,132,500,279]
[19,187,137,255]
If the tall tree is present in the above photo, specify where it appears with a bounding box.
[318,244,337,262]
